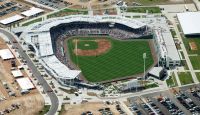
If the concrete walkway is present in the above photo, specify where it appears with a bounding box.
[171,15,199,84]
[174,71,182,87]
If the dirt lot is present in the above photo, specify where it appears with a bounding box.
[0,37,44,114]
[60,102,120,115]
[0,93,44,115]
[68,0,116,10]
[0,37,37,97]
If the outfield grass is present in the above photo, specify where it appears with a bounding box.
[22,18,42,26]
[166,73,178,87]
[67,37,154,82]
[195,72,200,82]
[126,7,161,13]
[77,40,98,50]
[47,8,88,19]
[189,56,200,70]
[178,72,194,85]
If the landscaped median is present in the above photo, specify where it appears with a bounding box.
[22,18,42,26]
[178,72,194,85]
[170,29,177,38]
[47,8,88,19]
[126,7,161,13]
[166,73,178,87]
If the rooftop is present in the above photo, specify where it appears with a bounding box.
[177,12,200,35]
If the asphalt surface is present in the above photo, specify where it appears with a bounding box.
[0,29,59,115]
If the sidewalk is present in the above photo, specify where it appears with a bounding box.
[174,71,182,87]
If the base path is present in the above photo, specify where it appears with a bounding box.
[74,39,111,56]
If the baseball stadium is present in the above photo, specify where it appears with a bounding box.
[19,15,160,86]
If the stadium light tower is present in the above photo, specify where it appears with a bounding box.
[143,53,146,80]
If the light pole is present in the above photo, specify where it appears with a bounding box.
[142,53,147,86]
[143,53,146,80]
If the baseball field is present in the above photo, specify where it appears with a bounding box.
[67,36,154,82]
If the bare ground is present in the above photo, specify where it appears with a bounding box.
[0,37,44,115]
[0,93,44,115]
[60,102,119,115]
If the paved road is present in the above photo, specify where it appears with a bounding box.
[0,28,59,115]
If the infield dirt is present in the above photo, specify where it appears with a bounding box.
[73,39,111,56]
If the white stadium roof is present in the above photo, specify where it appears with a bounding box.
[177,12,200,35]
[42,56,81,80]
[0,49,14,60]
[0,15,24,25]
[16,78,35,90]
[21,7,44,17]
[27,15,146,32]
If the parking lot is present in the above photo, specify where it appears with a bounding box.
[0,0,50,28]
[126,84,200,115]
[35,0,72,9]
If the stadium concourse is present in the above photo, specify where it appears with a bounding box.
[16,15,180,87]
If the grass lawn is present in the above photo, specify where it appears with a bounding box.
[126,7,161,13]
[47,8,88,19]
[189,56,200,70]
[38,105,50,115]
[178,72,194,85]
[126,0,169,5]
[166,73,178,87]
[182,37,200,55]
[67,37,154,82]
[77,40,98,50]
[195,72,200,82]
[22,18,42,26]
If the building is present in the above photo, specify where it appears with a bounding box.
[138,17,181,68]
[177,12,200,36]
[16,15,180,86]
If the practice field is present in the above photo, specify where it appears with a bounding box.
[67,37,154,82]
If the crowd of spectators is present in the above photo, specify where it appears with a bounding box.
[50,22,151,69]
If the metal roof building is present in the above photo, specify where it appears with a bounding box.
[0,49,14,60]
[0,15,24,25]
[139,17,181,67]
[21,7,44,17]
[177,12,200,35]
